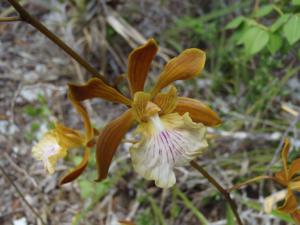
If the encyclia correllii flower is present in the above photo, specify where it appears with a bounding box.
[68,38,221,188]
[272,139,300,223]
[230,139,300,223]
[32,92,96,185]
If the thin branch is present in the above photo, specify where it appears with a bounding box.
[190,160,244,225]
[0,165,47,225]
[6,0,106,82]
[227,175,275,192]
[0,16,21,22]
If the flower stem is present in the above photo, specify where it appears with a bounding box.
[7,0,106,82]
[0,16,21,22]
[190,160,243,225]
[227,175,275,192]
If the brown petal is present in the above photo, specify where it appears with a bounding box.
[55,123,84,148]
[95,110,135,181]
[128,39,158,96]
[174,97,221,127]
[151,48,205,96]
[288,158,300,180]
[281,138,290,178]
[274,171,288,186]
[59,148,90,185]
[68,92,94,143]
[278,189,298,213]
[68,78,132,106]
[153,86,177,115]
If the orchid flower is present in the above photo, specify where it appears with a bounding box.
[68,39,221,188]
[32,92,96,185]
[230,139,300,223]
[273,139,300,223]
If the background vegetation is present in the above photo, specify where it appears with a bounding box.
[0,0,299,224]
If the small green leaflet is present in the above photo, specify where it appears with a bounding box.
[270,14,290,32]
[242,26,269,55]
[254,5,273,18]
[267,33,282,54]
[283,15,300,45]
[225,16,245,30]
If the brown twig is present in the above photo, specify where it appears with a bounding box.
[0,165,47,225]
[190,160,243,225]
[6,0,106,82]
[227,175,275,192]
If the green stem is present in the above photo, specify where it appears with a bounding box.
[190,160,243,225]
[0,16,21,22]
[7,0,106,82]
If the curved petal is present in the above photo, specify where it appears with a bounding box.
[130,113,207,188]
[274,171,288,186]
[95,109,135,181]
[55,123,84,148]
[278,189,298,213]
[281,138,290,179]
[289,158,300,180]
[128,39,158,96]
[68,92,94,144]
[174,97,221,127]
[153,86,177,115]
[151,48,205,97]
[68,78,132,106]
[59,148,90,185]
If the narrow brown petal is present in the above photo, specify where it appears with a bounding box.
[151,48,205,97]
[59,148,90,185]
[288,158,300,180]
[274,171,288,186]
[68,92,94,143]
[128,39,158,96]
[281,138,290,178]
[174,97,221,127]
[68,78,132,106]
[95,110,135,181]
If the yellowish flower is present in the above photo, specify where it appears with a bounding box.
[68,39,221,188]
[273,139,300,222]
[231,139,300,223]
[32,92,96,185]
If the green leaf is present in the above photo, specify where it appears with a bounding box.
[242,26,269,55]
[270,14,290,32]
[292,0,300,5]
[254,5,273,18]
[225,16,245,30]
[267,33,282,54]
[283,15,300,45]
[226,204,235,225]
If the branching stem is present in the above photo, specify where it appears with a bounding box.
[190,160,243,225]
[6,0,106,82]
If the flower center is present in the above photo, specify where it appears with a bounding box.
[149,114,165,132]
